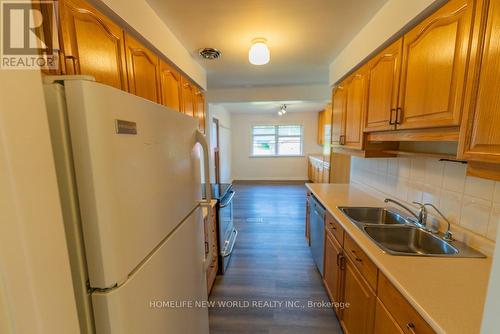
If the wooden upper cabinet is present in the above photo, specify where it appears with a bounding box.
[324,232,344,316]
[459,0,500,164]
[332,85,347,146]
[317,110,325,145]
[365,38,403,132]
[397,0,474,130]
[344,69,367,150]
[341,257,376,334]
[124,33,161,103]
[317,104,332,145]
[59,0,127,90]
[159,60,182,112]
[181,76,196,117]
[195,88,207,133]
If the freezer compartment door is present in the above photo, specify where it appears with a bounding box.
[92,208,209,334]
[62,80,203,288]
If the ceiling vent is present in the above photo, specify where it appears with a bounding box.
[198,48,222,60]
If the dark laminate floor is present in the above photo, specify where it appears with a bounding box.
[209,183,343,334]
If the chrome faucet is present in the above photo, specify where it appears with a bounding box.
[423,203,454,241]
[384,198,427,227]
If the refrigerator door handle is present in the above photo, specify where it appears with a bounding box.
[196,130,211,202]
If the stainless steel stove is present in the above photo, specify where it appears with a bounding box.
[202,183,237,274]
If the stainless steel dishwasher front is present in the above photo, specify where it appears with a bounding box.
[309,195,325,276]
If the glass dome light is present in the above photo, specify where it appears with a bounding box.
[249,39,270,65]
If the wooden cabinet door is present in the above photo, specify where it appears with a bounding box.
[159,60,182,112]
[341,257,375,334]
[459,0,500,164]
[195,88,207,133]
[305,194,310,244]
[317,110,325,145]
[124,33,161,103]
[323,232,344,316]
[331,85,347,146]
[397,0,474,130]
[344,70,367,149]
[365,38,402,132]
[374,298,404,334]
[181,76,196,117]
[59,0,127,90]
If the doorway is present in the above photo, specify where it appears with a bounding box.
[212,118,221,184]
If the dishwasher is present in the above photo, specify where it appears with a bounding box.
[309,195,326,276]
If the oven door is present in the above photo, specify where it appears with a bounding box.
[218,189,237,273]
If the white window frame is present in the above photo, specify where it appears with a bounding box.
[250,124,304,157]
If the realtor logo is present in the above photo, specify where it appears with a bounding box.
[1,0,59,70]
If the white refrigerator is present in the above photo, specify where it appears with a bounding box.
[43,77,211,334]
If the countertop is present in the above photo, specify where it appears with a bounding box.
[306,183,492,334]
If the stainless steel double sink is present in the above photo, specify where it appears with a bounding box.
[338,207,485,258]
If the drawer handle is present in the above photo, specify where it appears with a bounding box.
[351,249,362,262]
[406,322,417,334]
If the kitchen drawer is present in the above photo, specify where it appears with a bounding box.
[378,273,436,334]
[344,234,378,291]
[325,211,344,246]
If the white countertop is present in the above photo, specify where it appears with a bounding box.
[306,183,492,334]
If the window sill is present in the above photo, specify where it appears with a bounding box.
[249,155,305,158]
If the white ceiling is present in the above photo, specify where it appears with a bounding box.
[215,101,327,114]
[147,0,388,88]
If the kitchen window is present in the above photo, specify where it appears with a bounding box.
[251,125,303,156]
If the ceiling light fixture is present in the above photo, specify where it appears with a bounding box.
[249,38,270,65]
[278,104,287,116]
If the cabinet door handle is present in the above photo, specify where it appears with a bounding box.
[406,322,417,334]
[339,135,346,145]
[339,254,346,270]
[396,107,403,125]
[389,108,396,125]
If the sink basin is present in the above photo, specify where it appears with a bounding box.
[339,207,409,225]
[363,225,458,256]
[337,206,486,257]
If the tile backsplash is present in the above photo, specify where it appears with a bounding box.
[350,157,500,256]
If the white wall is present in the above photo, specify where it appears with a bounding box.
[0,71,80,333]
[207,104,232,183]
[95,0,207,89]
[329,0,444,85]
[231,112,322,181]
[350,157,499,256]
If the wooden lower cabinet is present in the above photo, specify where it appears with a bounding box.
[308,156,329,183]
[374,298,404,334]
[323,231,343,316]
[341,256,376,334]
[319,214,436,334]
[378,273,435,334]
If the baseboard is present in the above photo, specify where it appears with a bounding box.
[233,179,308,185]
